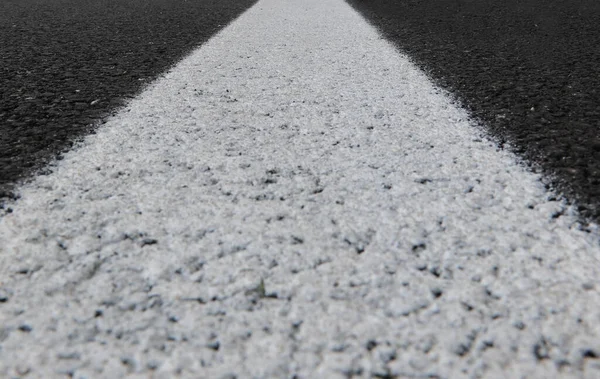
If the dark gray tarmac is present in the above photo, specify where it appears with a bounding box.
[0,0,256,205]
[347,0,600,222]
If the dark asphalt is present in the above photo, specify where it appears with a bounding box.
[0,0,256,204]
[347,0,600,221]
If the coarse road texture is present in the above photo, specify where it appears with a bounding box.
[2,0,600,377]
[0,0,256,202]
[347,0,600,222]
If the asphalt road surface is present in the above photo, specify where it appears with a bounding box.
[348,0,600,221]
[0,0,256,201]
[1,0,600,378]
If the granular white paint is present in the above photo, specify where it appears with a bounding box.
[1,0,600,377]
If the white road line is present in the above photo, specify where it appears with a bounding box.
[1,0,600,377]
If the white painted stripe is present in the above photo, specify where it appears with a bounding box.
[1,0,600,377]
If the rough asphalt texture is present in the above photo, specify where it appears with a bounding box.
[347,0,600,222]
[2,0,600,377]
[0,0,256,203]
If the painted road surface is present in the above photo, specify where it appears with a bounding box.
[1,0,600,377]
[349,0,600,222]
[0,0,256,199]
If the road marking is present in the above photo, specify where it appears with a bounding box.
[1,0,599,377]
